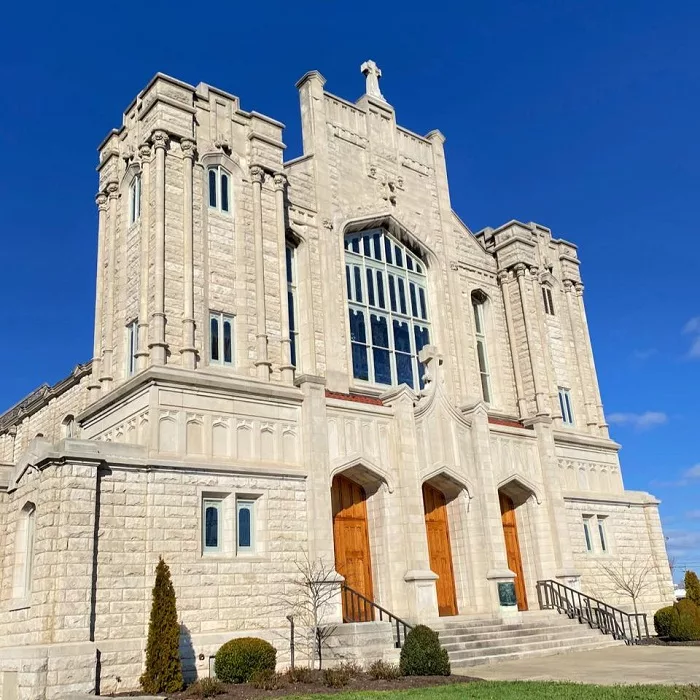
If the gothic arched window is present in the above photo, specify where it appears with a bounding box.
[345,229,430,389]
[208,166,231,213]
[128,174,141,225]
[471,290,492,403]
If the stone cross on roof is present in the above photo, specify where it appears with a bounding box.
[361,60,385,100]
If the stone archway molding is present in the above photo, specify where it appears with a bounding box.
[330,453,395,493]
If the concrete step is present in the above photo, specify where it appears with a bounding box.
[451,638,623,669]
[437,621,603,642]
[442,629,607,652]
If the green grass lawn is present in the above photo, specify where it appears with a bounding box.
[284,682,700,700]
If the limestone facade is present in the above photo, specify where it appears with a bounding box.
[0,63,673,698]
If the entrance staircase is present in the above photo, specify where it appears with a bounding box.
[431,609,624,669]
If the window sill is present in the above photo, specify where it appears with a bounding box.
[8,598,31,612]
[200,553,267,563]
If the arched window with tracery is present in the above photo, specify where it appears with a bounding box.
[345,229,430,389]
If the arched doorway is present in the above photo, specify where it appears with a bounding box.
[499,491,528,611]
[332,474,374,621]
[422,482,458,616]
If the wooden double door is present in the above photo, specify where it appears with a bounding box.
[423,483,458,617]
[332,474,374,621]
[499,492,528,611]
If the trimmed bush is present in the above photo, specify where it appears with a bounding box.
[214,637,277,684]
[249,669,285,690]
[654,605,675,638]
[399,625,450,677]
[668,599,700,641]
[366,660,402,680]
[685,570,700,607]
[140,558,184,694]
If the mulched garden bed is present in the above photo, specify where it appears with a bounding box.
[170,670,480,699]
[639,637,700,646]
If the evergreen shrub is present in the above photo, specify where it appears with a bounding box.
[214,637,276,684]
[399,625,450,676]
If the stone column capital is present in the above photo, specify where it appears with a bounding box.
[106,180,119,198]
[513,262,527,277]
[528,265,539,278]
[497,270,511,285]
[138,143,152,160]
[181,138,196,160]
[152,130,169,150]
[574,282,584,296]
[273,172,287,191]
[563,279,574,292]
[250,165,265,184]
[95,192,108,210]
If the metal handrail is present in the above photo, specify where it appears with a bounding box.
[536,579,649,645]
[340,583,413,648]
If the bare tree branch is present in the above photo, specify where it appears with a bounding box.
[599,555,656,616]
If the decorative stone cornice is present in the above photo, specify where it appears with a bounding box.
[95,193,108,211]
[250,165,265,184]
[152,130,169,150]
[181,138,196,160]
[273,172,287,191]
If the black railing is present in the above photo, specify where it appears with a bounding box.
[536,579,649,645]
[341,583,413,648]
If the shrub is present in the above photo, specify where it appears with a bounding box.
[366,660,402,680]
[654,605,675,638]
[399,625,450,677]
[668,599,700,641]
[285,666,314,684]
[685,570,700,607]
[249,669,285,690]
[322,667,350,688]
[140,558,184,694]
[214,637,277,684]
[186,678,225,698]
[338,660,363,677]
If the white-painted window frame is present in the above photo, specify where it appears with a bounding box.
[208,165,231,214]
[236,499,256,554]
[558,387,574,425]
[472,294,492,404]
[542,285,555,315]
[202,498,223,554]
[209,311,234,366]
[129,174,141,225]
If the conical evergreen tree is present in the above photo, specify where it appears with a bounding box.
[685,570,700,607]
[140,558,183,694]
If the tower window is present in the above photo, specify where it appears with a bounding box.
[126,319,138,377]
[559,387,574,425]
[286,243,298,368]
[208,166,231,214]
[542,286,555,315]
[472,291,492,403]
[344,229,430,389]
[210,312,234,365]
[129,174,141,225]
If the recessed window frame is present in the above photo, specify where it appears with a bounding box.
[542,285,555,315]
[236,498,256,554]
[208,165,231,214]
[597,516,609,553]
[558,387,574,425]
[472,292,492,404]
[344,229,431,390]
[286,242,299,368]
[209,312,234,366]
[129,174,141,225]
[126,319,139,377]
[582,515,594,553]
[202,498,223,554]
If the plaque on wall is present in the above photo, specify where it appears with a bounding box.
[498,582,517,607]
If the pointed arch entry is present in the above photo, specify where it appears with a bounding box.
[331,474,374,621]
[422,482,458,616]
[499,490,528,611]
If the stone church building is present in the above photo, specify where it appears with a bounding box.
[0,62,673,697]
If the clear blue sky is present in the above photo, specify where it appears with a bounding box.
[1,1,698,579]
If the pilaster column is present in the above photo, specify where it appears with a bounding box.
[89,192,109,398]
[498,270,526,418]
[564,281,598,432]
[149,130,169,366]
[274,173,294,383]
[575,283,609,436]
[251,165,271,380]
[180,139,197,369]
[99,180,119,391]
[136,144,151,371]
[514,263,548,416]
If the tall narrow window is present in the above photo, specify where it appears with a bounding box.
[286,243,298,368]
[542,285,555,315]
[210,312,234,366]
[202,498,222,554]
[237,499,255,553]
[471,291,492,403]
[583,516,593,553]
[597,517,608,553]
[558,387,574,425]
[129,174,141,225]
[344,229,430,389]
[13,503,35,600]
[126,319,138,377]
[208,166,231,214]
[61,414,76,439]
